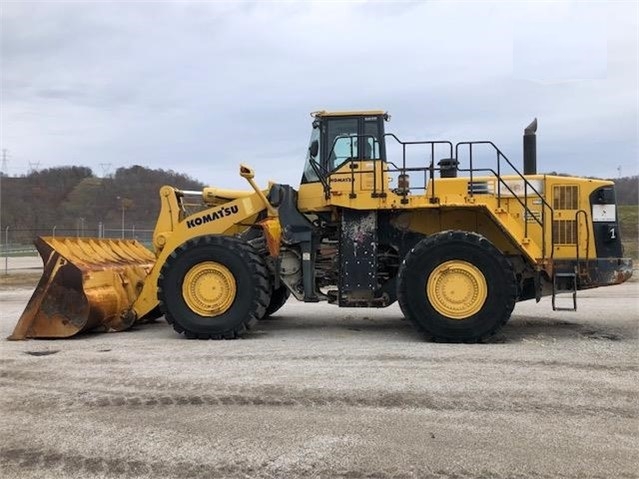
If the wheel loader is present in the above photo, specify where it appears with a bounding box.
[10,110,633,342]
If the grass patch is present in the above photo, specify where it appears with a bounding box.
[618,205,638,260]
[0,272,42,288]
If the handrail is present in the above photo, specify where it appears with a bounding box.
[308,158,331,199]
[455,141,555,259]
[322,133,556,261]
[455,142,547,202]
[324,134,453,202]
[323,133,382,199]
[384,134,453,203]
[575,209,590,278]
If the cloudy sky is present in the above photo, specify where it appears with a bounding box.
[1,1,637,188]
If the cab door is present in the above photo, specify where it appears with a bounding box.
[323,115,387,198]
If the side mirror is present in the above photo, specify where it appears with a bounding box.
[309,140,319,159]
[239,164,255,179]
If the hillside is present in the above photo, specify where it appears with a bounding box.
[0,166,205,243]
[613,176,638,259]
[619,205,638,259]
[612,176,638,205]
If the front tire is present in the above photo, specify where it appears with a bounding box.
[263,285,290,319]
[397,231,517,342]
[158,235,270,339]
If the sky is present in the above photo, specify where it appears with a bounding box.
[1,1,638,189]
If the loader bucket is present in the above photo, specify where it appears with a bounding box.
[8,237,157,340]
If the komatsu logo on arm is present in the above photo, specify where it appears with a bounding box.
[186,205,240,228]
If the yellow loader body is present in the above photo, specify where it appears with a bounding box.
[9,165,276,340]
[8,111,633,343]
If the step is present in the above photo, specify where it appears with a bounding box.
[552,272,577,312]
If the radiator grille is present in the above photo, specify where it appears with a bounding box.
[553,220,577,245]
[553,185,579,210]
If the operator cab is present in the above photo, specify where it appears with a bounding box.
[302,110,389,184]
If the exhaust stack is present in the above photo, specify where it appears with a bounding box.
[524,118,537,175]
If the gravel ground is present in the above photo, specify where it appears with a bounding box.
[0,269,637,479]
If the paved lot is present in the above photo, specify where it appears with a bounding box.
[0,255,41,274]
[0,273,637,479]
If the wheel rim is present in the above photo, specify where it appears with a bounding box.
[182,262,236,317]
[426,260,487,320]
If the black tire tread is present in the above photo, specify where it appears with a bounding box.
[397,230,517,343]
[262,285,290,319]
[157,235,270,339]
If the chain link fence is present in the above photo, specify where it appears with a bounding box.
[0,226,155,273]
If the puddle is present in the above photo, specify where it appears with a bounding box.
[24,350,60,357]
[580,330,623,341]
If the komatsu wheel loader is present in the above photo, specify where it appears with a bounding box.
[10,110,633,342]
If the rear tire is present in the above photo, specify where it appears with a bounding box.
[397,231,517,342]
[263,285,290,319]
[158,235,270,339]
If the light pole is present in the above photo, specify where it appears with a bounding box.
[117,196,125,239]
[77,217,85,237]
[117,197,132,239]
[4,226,9,275]
[121,204,125,238]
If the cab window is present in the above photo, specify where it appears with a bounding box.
[301,125,321,183]
[326,118,358,169]
[364,117,381,159]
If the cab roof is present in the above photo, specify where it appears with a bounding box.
[311,110,387,118]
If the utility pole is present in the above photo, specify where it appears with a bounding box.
[1,149,7,175]
[99,163,112,178]
[117,197,132,239]
[117,196,124,238]
[28,161,40,174]
[121,203,125,238]
[0,150,6,259]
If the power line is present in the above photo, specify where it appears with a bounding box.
[28,161,40,174]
